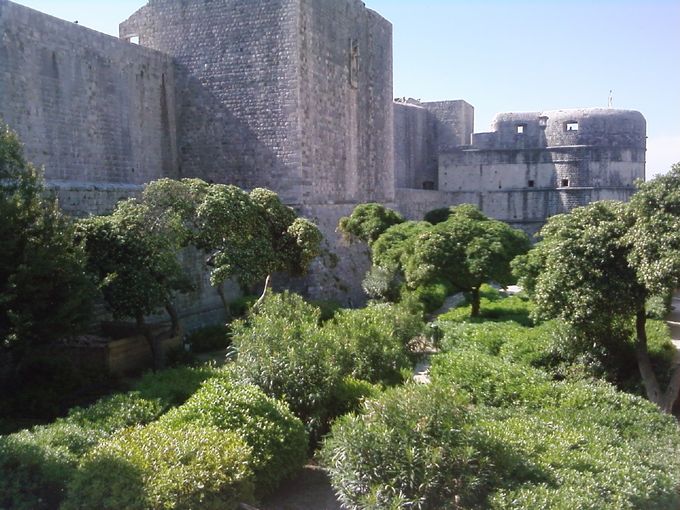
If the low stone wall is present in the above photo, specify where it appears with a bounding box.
[56,332,182,376]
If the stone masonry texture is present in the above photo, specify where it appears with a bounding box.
[0,0,647,325]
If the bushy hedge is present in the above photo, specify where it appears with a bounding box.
[61,422,254,510]
[323,353,680,509]
[232,292,424,437]
[162,377,307,496]
[325,302,422,385]
[438,308,676,393]
[438,320,565,371]
[431,351,680,508]
[1,362,236,509]
[0,391,164,510]
[321,384,493,510]
[64,392,164,434]
[430,349,557,408]
[0,422,103,510]
[231,292,340,437]
[132,364,227,409]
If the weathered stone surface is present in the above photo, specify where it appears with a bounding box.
[0,0,179,186]
[0,0,647,326]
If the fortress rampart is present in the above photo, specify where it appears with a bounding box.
[0,0,646,323]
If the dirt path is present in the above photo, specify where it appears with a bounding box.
[257,465,342,510]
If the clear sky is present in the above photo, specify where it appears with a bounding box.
[12,0,680,178]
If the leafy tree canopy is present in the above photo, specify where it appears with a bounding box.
[404,205,530,316]
[338,203,404,246]
[515,165,680,411]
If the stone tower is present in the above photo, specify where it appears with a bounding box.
[120,0,394,207]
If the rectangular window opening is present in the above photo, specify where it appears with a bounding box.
[127,35,140,44]
[528,180,535,188]
[516,124,526,134]
[565,121,579,131]
[561,179,569,187]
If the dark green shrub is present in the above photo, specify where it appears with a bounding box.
[230,295,257,318]
[430,349,556,408]
[309,299,343,322]
[0,422,102,510]
[64,392,164,434]
[132,364,226,408]
[328,376,382,419]
[326,303,423,385]
[163,377,307,496]
[409,280,451,313]
[186,324,231,353]
[321,384,493,510]
[62,422,254,510]
[231,292,340,438]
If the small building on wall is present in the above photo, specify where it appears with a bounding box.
[394,104,645,235]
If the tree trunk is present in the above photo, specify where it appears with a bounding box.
[165,302,180,338]
[662,363,680,413]
[470,287,481,317]
[136,313,164,372]
[216,284,232,321]
[254,274,272,310]
[634,308,663,407]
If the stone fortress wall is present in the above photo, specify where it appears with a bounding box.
[0,0,647,323]
[393,102,645,234]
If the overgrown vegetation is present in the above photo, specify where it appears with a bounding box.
[322,286,680,509]
[513,166,680,411]
[2,120,679,508]
[231,292,424,440]
[339,203,530,316]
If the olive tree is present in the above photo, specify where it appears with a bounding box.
[404,205,530,316]
[515,167,680,412]
[76,200,189,369]
[338,203,404,246]
[140,179,322,317]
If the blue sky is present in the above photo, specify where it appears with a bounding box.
[13,0,680,177]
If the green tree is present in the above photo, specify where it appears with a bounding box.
[195,184,273,314]
[141,180,322,317]
[76,200,189,369]
[404,205,530,316]
[515,171,680,411]
[364,221,429,302]
[626,163,680,410]
[0,123,94,359]
[338,203,404,246]
[248,189,322,305]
